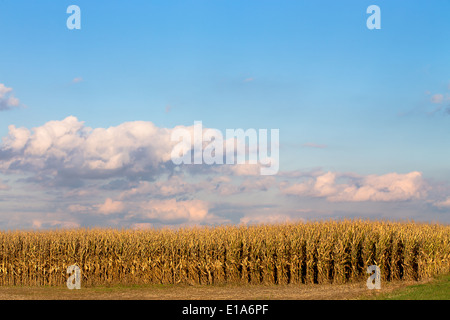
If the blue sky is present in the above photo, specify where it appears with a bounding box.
[0,1,450,229]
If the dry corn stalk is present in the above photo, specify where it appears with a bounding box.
[0,220,448,287]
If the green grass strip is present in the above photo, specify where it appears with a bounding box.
[370,274,450,300]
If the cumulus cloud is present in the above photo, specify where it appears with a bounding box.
[0,116,286,227]
[281,171,426,202]
[0,117,272,187]
[281,171,337,198]
[0,116,178,184]
[0,83,20,111]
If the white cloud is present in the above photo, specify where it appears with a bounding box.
[0,116,178,182]
[1,117,282,187]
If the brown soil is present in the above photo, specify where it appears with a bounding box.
[0,278,433,300]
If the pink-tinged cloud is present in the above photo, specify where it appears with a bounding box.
[431,94,444,104]
[433,197,450,208]
[229,163,261,176]
[132,223,154,230]
[97,198,125,215]
[240,213,293,225]
[281,171,426,202]
[136,199,210,222]
[0,83,20,111]
[72,77,83,83]
[281,171,337,198]
[0,181,9,190]
[32,219,80,229]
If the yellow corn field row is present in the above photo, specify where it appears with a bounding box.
[0,220,449,287]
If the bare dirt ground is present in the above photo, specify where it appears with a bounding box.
[0,278,434,300]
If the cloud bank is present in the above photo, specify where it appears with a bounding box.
[0,116,449,229]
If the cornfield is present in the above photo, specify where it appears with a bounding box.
[0,220,449,287]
